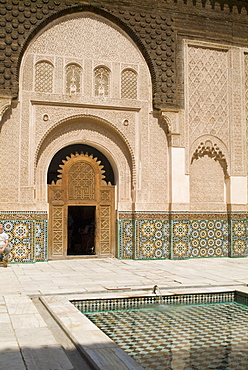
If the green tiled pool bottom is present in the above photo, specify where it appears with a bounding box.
[72,292,248,370]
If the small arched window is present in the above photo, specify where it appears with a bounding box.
[94,66,110,97]
[66,63,82,95]
[121,69,137,99]
[35,61,54,93]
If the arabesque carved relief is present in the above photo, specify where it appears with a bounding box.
[187,45,229,147]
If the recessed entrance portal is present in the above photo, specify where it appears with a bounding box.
[48,151,116,260]
[68,206,96,255]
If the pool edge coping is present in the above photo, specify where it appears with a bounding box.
[33,285,248,370]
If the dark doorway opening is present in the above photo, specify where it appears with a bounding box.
[67,206,95,255]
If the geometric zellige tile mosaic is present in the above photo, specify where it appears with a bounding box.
[1,219,47,263]
[118,216,248,260]
[85,303,248,370]
[231,220,248,257]
[136,220,170,259]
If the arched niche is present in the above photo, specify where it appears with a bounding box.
[190,138,229,211]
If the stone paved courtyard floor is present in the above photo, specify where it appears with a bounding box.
[1,257,248,369]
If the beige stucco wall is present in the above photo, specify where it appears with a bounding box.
[0,13,247,213]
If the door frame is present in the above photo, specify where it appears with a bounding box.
[48,153,115,259]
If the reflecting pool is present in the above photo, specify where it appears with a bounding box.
[72,292,248,370]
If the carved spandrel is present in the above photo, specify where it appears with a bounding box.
[48,186,64,202]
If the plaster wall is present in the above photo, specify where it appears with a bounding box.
[229,177,248,205]
[171,147,189,207]
[18,13,168,212]
[0,8,247,262]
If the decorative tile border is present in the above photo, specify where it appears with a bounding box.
[118,220,134,259]
[119,212,170,220]
[118,212,248,260]
[0,211,48,220]
[0,211,247,262]
[35,220,48,261]
[235,291,248,306]
[71,291,242,313]
[4,220,34,262]
[0,213,48,263]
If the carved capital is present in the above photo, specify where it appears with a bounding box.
[161,111,180,134]
[0,97,12,122]
[160,110,181,146]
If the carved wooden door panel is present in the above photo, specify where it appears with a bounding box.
[48,153,115,259]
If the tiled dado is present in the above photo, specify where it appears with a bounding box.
[0,212,48,263]
[231,219,248,257]
[118,213,248,260]
[1,211,247,262]
[118,214,170,259]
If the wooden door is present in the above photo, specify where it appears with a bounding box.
[48,153,115,259]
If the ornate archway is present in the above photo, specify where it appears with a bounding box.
[48,152,115,259]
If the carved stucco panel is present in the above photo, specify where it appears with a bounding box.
[33,105,138,150]
[21,13,152,103]
[21,54,34,92]
[186,44,229,150]
[28,14,145,65]
[245,53,248,174]
[54,57,64,95]
[20,99,30,189]
[0,103,20,204]
[229,48,245,175]
[35,123,132,208]
[148,114,169,205]
[137,109,149,204]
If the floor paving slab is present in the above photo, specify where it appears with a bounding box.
[0,257,248,369]
[15,327,67,348]
[0,351,26,370]
[21,346,74,370]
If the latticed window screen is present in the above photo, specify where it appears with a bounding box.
[66,64,82,95]
[121,69,137,99]
[35,61,53,93]
[94,67,110,97]
[68,163,95,200]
